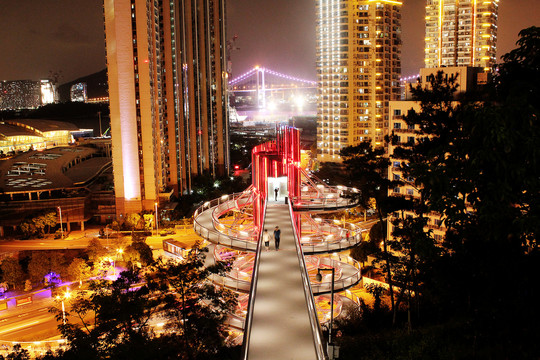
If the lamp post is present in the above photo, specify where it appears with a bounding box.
[97,111,102,137]
[105,257,115,277]
[57,289,71,325]
[57,206,63,239]
[316,267,338,360]
[105,224,110,249]
[154,202,159,236]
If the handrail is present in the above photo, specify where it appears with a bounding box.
[193,193,259,251]
[300,218,367,254]
[289,201,327,360]
[209,273,251,292]
[240,199,267,360]
[291,184,360,211]
[310,256,362,294]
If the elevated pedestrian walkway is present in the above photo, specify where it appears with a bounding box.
[243,200,324,360]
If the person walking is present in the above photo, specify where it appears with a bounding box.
[274,187,279,201]
[263,229,270,251]
[273,226,281,250]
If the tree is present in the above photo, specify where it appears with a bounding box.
[67,258,92,286]
[383,28,540,353]
[315,162,350,187]
[19,219,37,239]
[49,243,238,359]
[339,140,404,320]
[41,210,58,234]
[124,213,143,231]
[349,224,381,266]
[151,243,238,359]
[28,252,52,284]
[86,238,107,264]
[51,269,163,360]
[28,251,68,286]
[2,343,30,360]
[125,239,153,267]
[387,215,439,330]
[0,258,25,290]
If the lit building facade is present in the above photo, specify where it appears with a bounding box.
[0,80,41,110]
[104,0,229,215]
[424,0,499,69]
[316,0,402,162]
[387,66,484,244]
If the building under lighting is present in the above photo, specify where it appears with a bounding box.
[104,0,229,215]
[387,66,487,245]
[424,0,499,69]
[0,80,41,110]
[316,0,402,163]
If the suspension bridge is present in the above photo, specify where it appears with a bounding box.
[229,66,317,110]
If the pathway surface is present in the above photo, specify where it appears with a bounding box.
[246,200,319,360]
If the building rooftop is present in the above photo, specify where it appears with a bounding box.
[0,146,111,194]
[3,119,80,134]
[0,123,39,138]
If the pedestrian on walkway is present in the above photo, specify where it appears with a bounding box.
[263,229,271,251]
[273,226,281,250]
[274,187,279,201]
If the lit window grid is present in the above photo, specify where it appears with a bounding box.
[317,0,402,160]
[424,0,498,68]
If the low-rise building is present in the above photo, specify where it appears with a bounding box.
[0,119,81,154]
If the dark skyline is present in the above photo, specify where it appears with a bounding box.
[0,0,538,83]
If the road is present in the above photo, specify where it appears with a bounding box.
[0,227,201,253]
[0,297,59,342]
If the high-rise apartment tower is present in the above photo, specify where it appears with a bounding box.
[425,0,499,69]
[104,0,229,215]
[316,0,402,162]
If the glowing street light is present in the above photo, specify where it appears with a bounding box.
[57,206,63,239]
[56,289,71,325]
[154,202,159,236]
[315,267,339,360]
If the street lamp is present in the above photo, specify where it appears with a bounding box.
[316,267,339,360]
[108,257,115,277]
[56,289,71,325]
[154,202,159,236]
[116,248,123,260]
[57,206,63,239]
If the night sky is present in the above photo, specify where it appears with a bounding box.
[0,0,538,83]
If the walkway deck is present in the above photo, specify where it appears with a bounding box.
[246,200,320,360]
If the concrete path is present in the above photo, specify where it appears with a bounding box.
[246,201,319,360]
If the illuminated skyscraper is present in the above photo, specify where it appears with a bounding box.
[104,0,229,215]
[424,0,499,69]
[316,0,402,162]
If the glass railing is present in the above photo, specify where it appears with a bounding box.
[290,202,327,360]
[292,185,360,211]
[300,219,367,254]
[240,200,266,360]
[310,256,362,294]
[193,192,258,251]
[210,273,251,292]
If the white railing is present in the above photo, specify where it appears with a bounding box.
[210,274,251,292]
[292,185,360,211]
[193,192,259,251]
[310,257,362,294]
[300,218,367,253]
